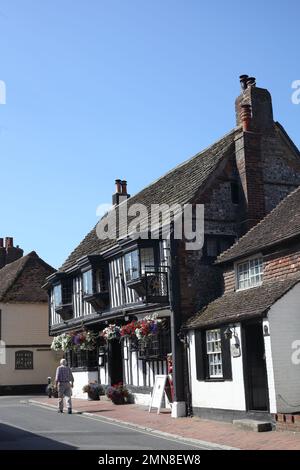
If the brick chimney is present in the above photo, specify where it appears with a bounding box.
[234,75,268,233]
[0,237,24,268]
[235,74,274,131]
[112,179,130,205]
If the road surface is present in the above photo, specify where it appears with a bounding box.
[0,396,216,450]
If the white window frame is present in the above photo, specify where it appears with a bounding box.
[235,255,263,291]
[206,329,223,378]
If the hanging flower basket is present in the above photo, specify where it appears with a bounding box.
[100,324,121,341]
[51,330,98,352]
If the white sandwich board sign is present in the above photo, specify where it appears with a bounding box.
[148,374,168,414]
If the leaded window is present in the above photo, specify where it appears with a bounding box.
[15,350,33,370]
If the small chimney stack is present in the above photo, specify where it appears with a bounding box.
[112,179,130,205]
[0,237,24,267]
[0,238,5,269]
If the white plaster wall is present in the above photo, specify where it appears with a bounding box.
[1,303,52,344]
[0,302,60,386]
[263,319,277,414]
[268,283,300,413]
[72,370,98,399]
[189,325,246,411]
[0,347,59,386]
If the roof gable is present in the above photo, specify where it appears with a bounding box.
[0,251,55,303]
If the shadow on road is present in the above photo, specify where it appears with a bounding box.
[0,422,76,450]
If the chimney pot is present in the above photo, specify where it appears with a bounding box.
[240,74,249,91]
[5,237,13,249]
[115,179,122,194]
[246,77,256,87]
[121,180,127,194]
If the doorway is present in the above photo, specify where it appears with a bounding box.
[108,339,124,385]
[243,322,269,411]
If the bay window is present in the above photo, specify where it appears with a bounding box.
[124,247,155,282]
[53,284,62,307]
[124,250,139,282]
[83,269,93,295]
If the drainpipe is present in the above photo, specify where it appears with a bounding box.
[168,236,186,417]
[179,330,193,417]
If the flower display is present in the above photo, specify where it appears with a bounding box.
[51,330,98,352]
[106,382,130,405]
[120,321,137,338]
[101,324,121,341]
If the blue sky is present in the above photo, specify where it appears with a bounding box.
[0,0,299,268]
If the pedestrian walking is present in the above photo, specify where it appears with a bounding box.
[55,358,74,414]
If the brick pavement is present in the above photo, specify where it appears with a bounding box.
[32,396,300,450]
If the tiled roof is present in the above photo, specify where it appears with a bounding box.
[184,275,300,329]
[217,185,300,264]
[0,251,55,302]
[60,128,237,271]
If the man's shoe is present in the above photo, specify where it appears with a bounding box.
[58,410,63,413]
[67,409,72,414]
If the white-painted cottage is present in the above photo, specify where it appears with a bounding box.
[185,187,300,422]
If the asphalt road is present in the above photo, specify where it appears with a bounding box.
[0,396,215,450]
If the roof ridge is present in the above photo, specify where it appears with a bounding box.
[217,185,300,264]
[111,127,239,217]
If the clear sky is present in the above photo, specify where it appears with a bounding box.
[0,0,299,268]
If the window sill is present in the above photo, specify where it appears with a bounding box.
[236,283,263,292]
[204,378,226,383]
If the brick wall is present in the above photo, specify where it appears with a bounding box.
[223,266,236,293]
[264,243,300,282]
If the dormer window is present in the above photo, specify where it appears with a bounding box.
[236,257,263,290]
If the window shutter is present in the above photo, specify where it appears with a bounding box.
[195,330,206,381]
[221,328,232,380]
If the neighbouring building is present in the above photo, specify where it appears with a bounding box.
[185,186,300,423]
[46,75,300,416]
[0,238,59,394]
